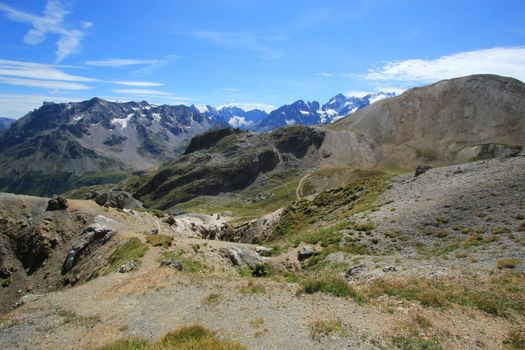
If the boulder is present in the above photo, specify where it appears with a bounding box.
[62,222,115,273]
[344,264,366,280]
[88,191,142,210]
[297,245,315,261]
[160,259,183,271]
[415,165,432,177]
[118,260,137,273]
[383,266,397,272]
[46,195,68,211]
[226,246,264,269]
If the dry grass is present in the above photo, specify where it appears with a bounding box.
[202,293,222,305]
[391,312,442,350]
[358,273,525,318]
[308,318,344,341]
[96,325,247,350]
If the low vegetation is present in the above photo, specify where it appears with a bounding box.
[105,238,149,274]
[358,273,525,317]
[145,233,173,248]
[96,324,247,350]
[308,318,344,341]
[160,250,208,273]
[297,276,365,303]
[497,258,521,269]
[391,313,442,350]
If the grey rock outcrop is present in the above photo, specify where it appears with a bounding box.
[88,190,142,209]
[62,222,115,273]
[46,195,68,211]
[160,259,183,271]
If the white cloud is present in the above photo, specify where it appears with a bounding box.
[0,93,81,118]
[366,47,525,83]
[0,76,90,90]
[85,59,161,67]
[111,88,192,101]
[113,81,163,87]
[0,59,96,82]
[0,1,90,62]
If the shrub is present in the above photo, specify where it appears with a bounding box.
[298,277,365,303]
[497,258,521,269]
[145,233,173,248]
[308,319,343,341]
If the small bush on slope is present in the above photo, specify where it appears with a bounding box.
[96,325,247,350]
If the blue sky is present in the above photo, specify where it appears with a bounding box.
[0,0,524,117]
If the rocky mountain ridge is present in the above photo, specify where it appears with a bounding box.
[0,98,220,196]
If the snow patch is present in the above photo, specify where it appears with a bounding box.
[112,113,134,129]
[73,113,84,122]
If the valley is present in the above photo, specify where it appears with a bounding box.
[0,74,524,350]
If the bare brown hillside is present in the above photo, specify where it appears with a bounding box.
[323,74,525,169]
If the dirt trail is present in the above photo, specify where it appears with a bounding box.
[295,173,311,200]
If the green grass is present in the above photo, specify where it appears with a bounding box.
[160,251,207,273]
[145,234,173,248]
[297,276,365,303]
[267,174,391,248]
[105,238,149,274]
[96,325,247,350]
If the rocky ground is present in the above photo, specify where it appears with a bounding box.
[0,154,524,349]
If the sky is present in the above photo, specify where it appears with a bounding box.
[0,0,524,118]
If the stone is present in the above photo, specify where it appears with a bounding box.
[88,190,142,210]
[160,259,183,271]
[345,264,366,280]
[163,215,176,225]
[118,260,137,273]
[46,195,68,211]
[226,246,264,269]
[415,165,432,177]
[383,266,397,272]
[297,245,315,261]
[255,246,273,257]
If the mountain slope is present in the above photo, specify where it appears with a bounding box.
[0,98,220,196]
[0,117,15,132]
[322,74,525,169]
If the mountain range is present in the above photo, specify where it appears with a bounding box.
[190,92,395,131]
[0,92,394,196]
[129,74,525,211]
